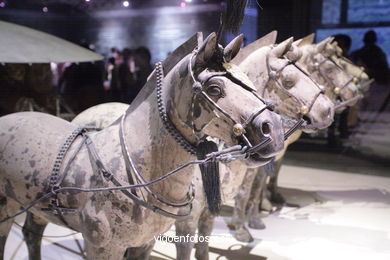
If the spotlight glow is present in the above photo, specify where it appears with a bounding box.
[185,0,192,2]
[42,6,48,12]
[0,2,5,8]
[123,1,129,7]
[180,1,186,7]
[85,0,91,2]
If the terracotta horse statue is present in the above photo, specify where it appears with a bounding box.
[238,34,370,235]
[323,36,373,93]
[0,32,283,260]
[221,32,338,242]
[64,31,335,259]
[263,35,367,205]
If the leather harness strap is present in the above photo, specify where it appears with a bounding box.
[84,134,193,220]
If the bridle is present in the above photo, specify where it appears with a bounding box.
[330,54,373,90]
[157,49,276,155]
[309,52,363,110]
[263,49,332,130]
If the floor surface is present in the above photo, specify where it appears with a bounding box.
[4,161,390,260]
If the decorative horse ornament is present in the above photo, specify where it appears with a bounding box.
[0,32,285,260]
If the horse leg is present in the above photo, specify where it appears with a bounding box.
[194,209,214,260]
[247,168,267,230]
[175,214,199,260]
[268,158,285,205]
[227,168,257,242]
[22,212,48,260]
[0,196,19,259]
[125,240,156,260]
[84,240,126,260]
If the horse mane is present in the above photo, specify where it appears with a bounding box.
[123,32,203,116]
[231,31,277,65]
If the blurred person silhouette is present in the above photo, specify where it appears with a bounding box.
[59,42,105,113]
[60,61,105,113]
[133,46,153,99]
[351,30,389,85]
[104,57,121,102]
[333,34,352,57]
[110,47,123,66]
[118,48,137,103]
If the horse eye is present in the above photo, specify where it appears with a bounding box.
[326,67,333,74]
[206,85,222,97]
[283,79,295,88]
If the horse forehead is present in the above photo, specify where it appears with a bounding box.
[223,63,257,91]
[199,67,257,92]
[269,58,289,71]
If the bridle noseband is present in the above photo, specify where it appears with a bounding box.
[264,49,326,126]
[309,52,363,109]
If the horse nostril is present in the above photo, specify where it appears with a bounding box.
[303,115,312,125]
[261,122,271,136]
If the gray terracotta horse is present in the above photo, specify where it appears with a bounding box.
[60,31,335,260]
[0,32,284,260]
[240,34,370,234]
[222,32,339,242]
[263,35,368,205]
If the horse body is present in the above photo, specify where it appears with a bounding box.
[0,88,194,256]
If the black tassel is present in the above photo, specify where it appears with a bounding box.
[197,140,221,215]
[220,0,249,35]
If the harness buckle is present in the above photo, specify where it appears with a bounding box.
[101,169,114,181]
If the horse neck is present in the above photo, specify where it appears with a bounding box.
[118,62,196,203]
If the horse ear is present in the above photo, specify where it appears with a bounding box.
[316,37,334,52]
[195,32,217,67]
[271,37,293,57]
[232,31,277,65]
[331,42,343,56]
[224,34,244,62]
[293,38,303,46]
[285,45,303,62]
[294,33,315,47]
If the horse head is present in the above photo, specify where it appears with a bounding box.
[296,36,363,109]
[162,32,284,166]
[233,32,335,133]
[328,41,372,93]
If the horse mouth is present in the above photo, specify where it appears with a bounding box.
[239,139,275,167]
[245,153,273,168]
